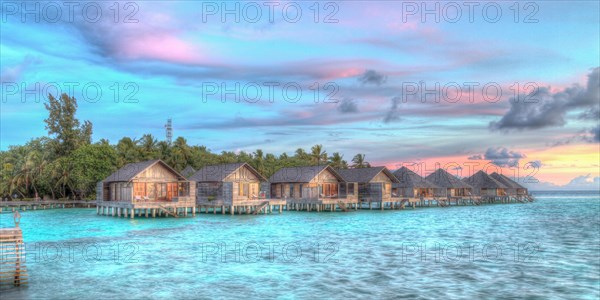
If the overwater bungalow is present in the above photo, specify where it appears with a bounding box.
[269,165,358,212]
[189,163,284,214]
[462,170,508,197]
[425,168,473,198]
[490,172,531,201]
[336,167,401,209]
[393,166,438,198]
[96,159,196,218]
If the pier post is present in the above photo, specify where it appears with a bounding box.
[130,209,134,219]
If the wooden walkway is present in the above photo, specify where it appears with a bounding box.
[0,200,96,213]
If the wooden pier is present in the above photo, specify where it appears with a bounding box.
[0,213,27,289]
[0,200,96,213]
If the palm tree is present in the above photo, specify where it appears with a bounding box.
[294,148,308,160]
[51,157,75,199]
[310,144,327,165]
[156,141,171,161]
[116,137,140,165]
[351,154,370,168]
[139,134,157,160]
[253,149,265,175]
[329,152,348,169]
[170,137,192,170]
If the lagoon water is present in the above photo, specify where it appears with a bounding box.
[1,191,599,299]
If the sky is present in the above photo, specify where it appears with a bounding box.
[1,0,599,190]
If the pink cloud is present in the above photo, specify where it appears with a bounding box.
[118,33,205,64]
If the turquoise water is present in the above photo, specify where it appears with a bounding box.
[1,191,599,299]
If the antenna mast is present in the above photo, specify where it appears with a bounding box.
[165,118,172,145]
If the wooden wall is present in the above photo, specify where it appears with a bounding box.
[134,163,179,182]
[310,169,339,183]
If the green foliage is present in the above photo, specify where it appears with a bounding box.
[44,93,92,156]
[71,143,119,198]
[352,154,371,168]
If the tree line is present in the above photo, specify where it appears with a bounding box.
[1,93,371,200]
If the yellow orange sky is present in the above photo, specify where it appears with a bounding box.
[384,143,599,186]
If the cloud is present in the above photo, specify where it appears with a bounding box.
[468,147,527,167]
[383,96,401,123]
[529,160,542,168]
[338,98,358,114]
[0,55,42,82]
[563,174,600,190]
[358,70,387,86]
[578,106,600,120]
[490,67,599,131]
[590,126,600,143]
[512,175,600,191]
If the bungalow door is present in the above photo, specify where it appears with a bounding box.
[167,183,178,201]
[156,183,167,201]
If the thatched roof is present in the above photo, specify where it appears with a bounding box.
[425,168,472,189]
[269,165,345,183]
[103,159,186,182]
[181,165,196,178]
[336,167,399,183]
[393,166,438,188]
[463,171,507,189]
[190,163,266,182]
[490,172,526,189]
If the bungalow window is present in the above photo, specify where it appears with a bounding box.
[178,182,189,197]
[347,183,355,195]
[289,185,294,198]
[392,187,398,197]
[157,183,167,200]
[320,183,338,197]
[167,183,178,200]
[384,183,391,196]
[250,183,258,198]
[239,183,249,197]
[299,184,303,198]
[134,182,146,197]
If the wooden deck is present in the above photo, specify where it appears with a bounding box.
[196,199,287,215]
[0,227,27,289]
[96,199,197,218]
